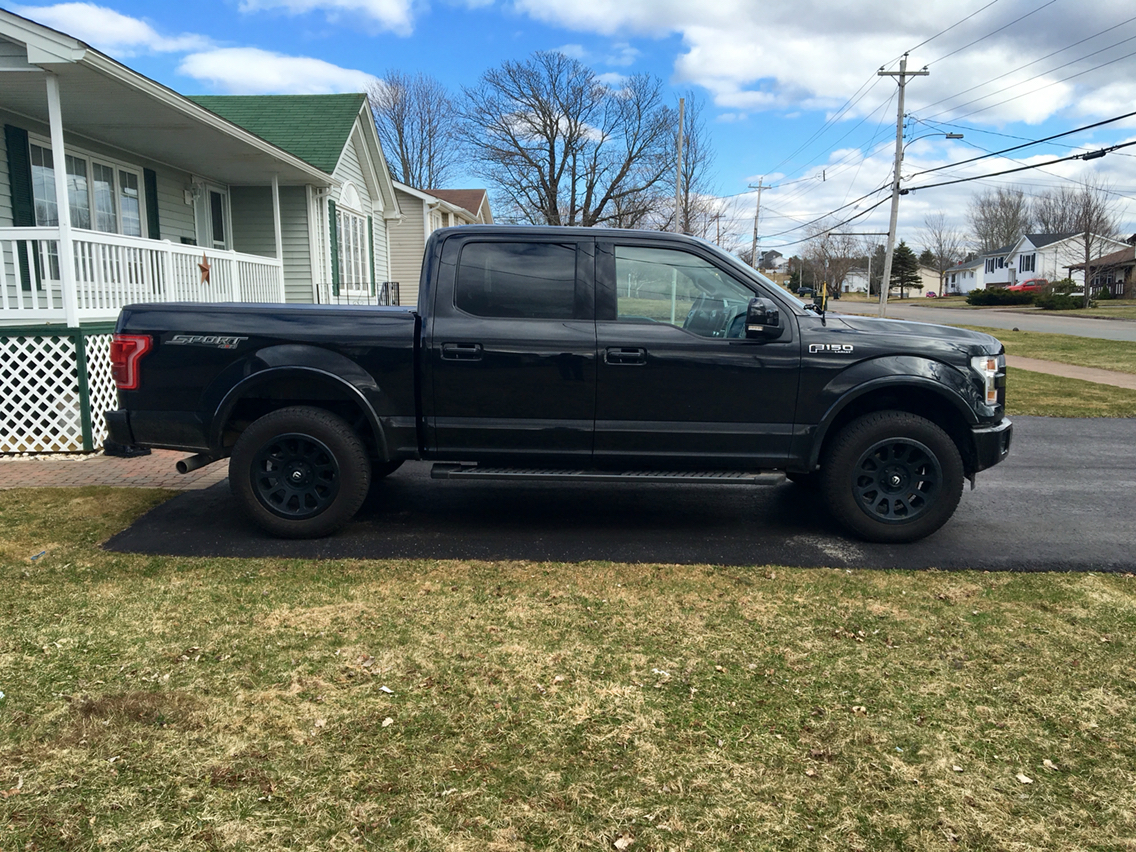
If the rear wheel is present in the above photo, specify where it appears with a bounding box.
[820,411,963,543]
[230,406,371,538]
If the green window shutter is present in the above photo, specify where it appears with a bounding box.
[328,199,340,296]
[5,124,37,289]
[368,214,376,296]
[143,168,161,240]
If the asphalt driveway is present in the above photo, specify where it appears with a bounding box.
[104,416,1136,571]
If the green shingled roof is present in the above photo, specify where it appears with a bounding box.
[188,93,366,174]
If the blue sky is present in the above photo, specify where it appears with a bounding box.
[10,0,1136,254]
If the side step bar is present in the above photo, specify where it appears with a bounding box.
[430,464,786,486]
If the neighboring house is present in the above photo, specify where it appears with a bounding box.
[758,249,787,271]
[388,182,492,308]
[843,268,869,293]
[1006,232,1129,288]
[981,243,1014,288]
[189,94,401,307]
[0,9,400,452]
[946,258,984,294]
[1067,239,1136,298]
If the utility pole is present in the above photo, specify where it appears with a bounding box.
[674,97,685,234]
[877,53,928,317]
[748,178,764,269]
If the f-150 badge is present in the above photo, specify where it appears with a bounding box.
[809,343,854,353]
[168,334,248,349]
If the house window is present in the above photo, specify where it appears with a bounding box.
[1019,253,1036,273]
[336,188,369,295]
[29,139,145,237]
[998,257,1005,269]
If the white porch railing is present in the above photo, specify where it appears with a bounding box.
[1,227,284,324]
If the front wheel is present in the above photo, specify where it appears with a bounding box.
[820,411,963,543]
[230,406,371,538]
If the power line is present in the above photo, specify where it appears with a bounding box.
[906,107,1136,180]
[925,0,1059,66]
[903,141,1136,193]
[905,0,1005,55]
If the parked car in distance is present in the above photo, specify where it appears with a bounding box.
[925,292,938,298]
[1007,278,1048,294]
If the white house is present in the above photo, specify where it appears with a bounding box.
[980,243,1014,288]
[388,183,492,308]
[1006,232,1130,288]
[945,258,984,294]
[0,9,401,452]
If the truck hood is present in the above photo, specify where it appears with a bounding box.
[826,313,1004,357]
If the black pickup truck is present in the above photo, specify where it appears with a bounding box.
[107,226,1011,543]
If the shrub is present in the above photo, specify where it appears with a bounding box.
[1035,294,1096,310]
[1051,278,1078,295]
[1096,288,1113,301]
[965,288,1036,306]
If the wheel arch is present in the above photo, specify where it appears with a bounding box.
[808,377,980,475]
[208,364,390,461]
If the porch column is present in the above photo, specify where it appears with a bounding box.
[45,72,79,327]
[271,173,285,301]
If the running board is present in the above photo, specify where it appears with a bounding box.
[430,464,786,486]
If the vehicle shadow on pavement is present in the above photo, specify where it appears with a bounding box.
[102,417,1136,572]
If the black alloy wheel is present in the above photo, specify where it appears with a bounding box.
[821,411,963,543]
[251,433,341,520]
[851,438,942,524]
[230,406,372,538]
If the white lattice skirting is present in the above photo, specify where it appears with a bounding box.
[0,328,116,453]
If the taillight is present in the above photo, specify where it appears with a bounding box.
[110,333,152,390]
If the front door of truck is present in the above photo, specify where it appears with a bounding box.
[425,235,596,464]
[594,241,800,469]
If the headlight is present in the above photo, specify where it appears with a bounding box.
[970,353,1005,406]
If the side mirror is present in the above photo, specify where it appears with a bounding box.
[745,297,783,340]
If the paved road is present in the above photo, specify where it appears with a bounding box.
[833,302,1136,341]
[104,416,1136,572]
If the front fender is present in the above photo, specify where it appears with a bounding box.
[803,356,981,469]
[204,345,390,458]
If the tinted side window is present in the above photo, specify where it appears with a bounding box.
[455,242,577,319]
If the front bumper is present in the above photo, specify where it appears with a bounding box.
[972,417,1012,473]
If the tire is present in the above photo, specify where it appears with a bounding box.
[229,406,371,539]
[820,411,963,544]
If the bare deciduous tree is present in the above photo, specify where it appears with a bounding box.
[804,221,860,299]
[368,71,459,189]
[459,52,676,227]
[1032,185,1081,234]
[920,211,966,295]
[651,92,717,237]
[1048,177,1122,306]
[967,186,1034,254]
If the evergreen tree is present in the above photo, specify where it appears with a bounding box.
[891,241,922,299]
[918,248,936,267]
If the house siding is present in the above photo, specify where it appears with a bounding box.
[0,108,197,242]
[0,118,11,227]
[230,186,276,257]
[390,191,425,309]
[371,214,389,290]
[280,186,312,303]
[332,135,372,211]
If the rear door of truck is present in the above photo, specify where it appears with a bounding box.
[423,233,596,464]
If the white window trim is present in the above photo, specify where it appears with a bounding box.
[336,182,370,296]
[29,133,148,237]
[195,182,233,251]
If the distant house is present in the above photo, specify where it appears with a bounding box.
[946,258,984,294]
[1067,238,1135,298]
[388,183,493,308]
[758,249,787,271]
[981,243,1014,288]
[0,9,401,452]
[1006,233,1129,288]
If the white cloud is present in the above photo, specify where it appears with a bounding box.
[178,48,378,94]
[605,42,639,67]
[596,71,629,88]
[237,0,416,36]
[555,43,589,60]
[511,0,1136,125]
[11,2,212,54]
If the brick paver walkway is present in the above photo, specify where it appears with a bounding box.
[1,356,1132,490]
[0,449,228,490]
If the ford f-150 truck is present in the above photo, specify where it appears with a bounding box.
[106,226,1011,543]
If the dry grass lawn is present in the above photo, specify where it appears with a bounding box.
[2,489,1136,850]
